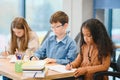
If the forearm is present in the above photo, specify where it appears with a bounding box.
[86,55,111,74]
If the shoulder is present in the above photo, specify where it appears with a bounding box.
[61,35,77,46]
[65,35,75,42]
[44,35,56,42]
[29,31,38,37]
[29,31,39,39]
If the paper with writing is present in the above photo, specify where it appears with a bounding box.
[47,65,76,73]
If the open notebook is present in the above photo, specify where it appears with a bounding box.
[47,65,76,73]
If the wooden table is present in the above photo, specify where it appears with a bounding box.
[0,58,74,80]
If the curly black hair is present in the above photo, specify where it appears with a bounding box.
[80,18,114,60]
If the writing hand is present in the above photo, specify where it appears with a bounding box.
[74,68,87,77]
[65,63,72,70]
[1,51,9,56]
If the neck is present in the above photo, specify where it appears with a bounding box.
[87,43,96,50]
[57,33,66,40]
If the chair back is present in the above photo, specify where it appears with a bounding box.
[41,30,52,45]
[74,32,80,54]
[116,54,120,72]
[74,32,80,44]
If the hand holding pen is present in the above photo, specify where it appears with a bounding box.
[1,46,9,56]
[66,63,72,70]
[65,56,72,70]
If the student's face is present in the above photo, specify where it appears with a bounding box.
[51,22,67,37]
[12,28,25,38]
[82,27,94,45]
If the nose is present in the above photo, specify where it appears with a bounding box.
[84,36,87,40]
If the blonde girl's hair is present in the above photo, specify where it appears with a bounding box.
[10,17,32,54]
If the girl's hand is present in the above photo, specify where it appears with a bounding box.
[74,68,87,77]
[44,58,56,63]
[1,51,9,56]
[65,63,72,70]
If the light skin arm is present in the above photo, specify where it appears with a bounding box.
[65,63,73,70]
[31,56,39,60]
[1,51,9,56]
[44,58,56,63]
[31,56,57,63]
[1,45,10,56]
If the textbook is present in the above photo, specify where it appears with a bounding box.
[23,67,48,78]
[22,60,46,71]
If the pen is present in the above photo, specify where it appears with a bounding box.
[15,48,22,60]
[33,72,37,78]
[66,56,72,70]
[67,56,71,67]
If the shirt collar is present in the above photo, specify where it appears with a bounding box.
[50,35,68,44]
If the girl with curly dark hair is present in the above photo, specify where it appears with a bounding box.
[66,18,114,80]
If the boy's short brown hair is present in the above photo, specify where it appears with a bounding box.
[50,11,69,25]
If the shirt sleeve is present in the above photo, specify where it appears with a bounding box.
[70,53,82,68]
[85,54,111,74]
[25,32,39,56]
[34,38,48,59]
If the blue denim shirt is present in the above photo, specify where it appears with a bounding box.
[34,35,77,65]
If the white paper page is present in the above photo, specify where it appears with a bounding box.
[23,70,45,78]
[0,55,6,59]
[0,55,14,59]
[9,55,17,63]
[47,65,76,73]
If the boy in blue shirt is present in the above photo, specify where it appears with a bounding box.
[31,11,77,65]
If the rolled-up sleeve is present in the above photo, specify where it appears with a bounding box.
[86,54,111,74]
[25,32,39,56]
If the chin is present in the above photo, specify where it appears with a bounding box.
[17,35,23,38]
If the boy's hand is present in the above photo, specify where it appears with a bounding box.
[65,63,72,70]
[44,58,56,63]
[31,56,39,61]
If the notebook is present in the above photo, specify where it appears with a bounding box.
[23,67,48,78]
[47,65,76,73]
[22,60,46,70]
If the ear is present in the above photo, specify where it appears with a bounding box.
[63,23,68,29]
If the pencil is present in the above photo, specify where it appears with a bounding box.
[33,72,37,78]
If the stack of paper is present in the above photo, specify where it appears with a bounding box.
[22,60,47,78]
[22,60,46,70]
[23,67,48,78]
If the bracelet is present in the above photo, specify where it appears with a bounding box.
[29,56,34,60]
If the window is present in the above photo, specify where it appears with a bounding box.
[0,0,20,35]
[0,0,63,51]
[112,9,120,46]
[0,0,20,51]
[26,0,62,44]
[26,0,63,32]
